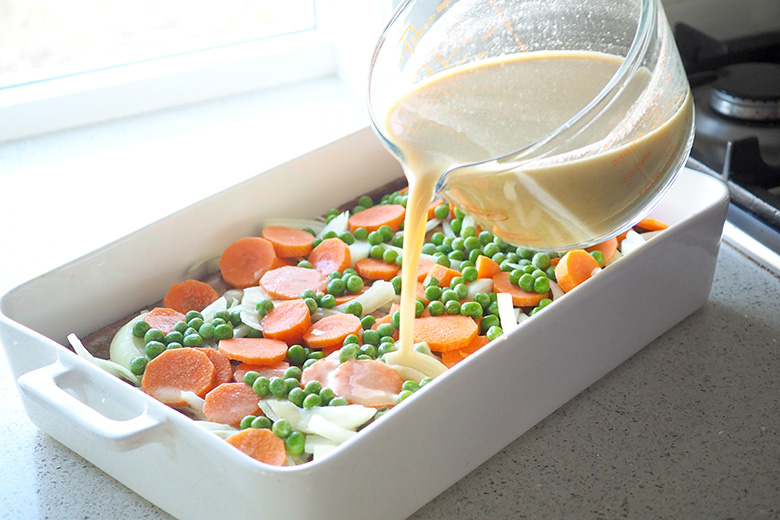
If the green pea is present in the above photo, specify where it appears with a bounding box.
[367,231,384,246]
[144,328,165,344]
[165,341,183,350]
[339,232,355,245]
[164,331,184,345]
[362,329,380,346]
[393,236,404,248]
[253,376,270,396]
[269,377,288,398]
[346,275,364,293]
[272,418,292,438]
[229,309,242,327]
[519,273,535,293]
[391,311,401,329]
[369,244,386,259]
[433,253,450,267]
[545,266,557,281]
[240,415,256,430]
[303,393,322,409]
[300,289,318,301]
[359,344,378,359]
[464,236,481,251]
[183,333,203,347]
[344,301,363,317]
[509,269,523,285]
[382,248,399,265]
[424,285,442,301]
[307,350,325,360]
[319,293,337,309]
[461,226,477,238]
[173,320,189,334]
[129,356,148,376]
[454,283,468,300]
[591,250,605,266]
[214,323,233,340]
[187,317,204,331]
[500,260,514,272]
[353,227,369,241]
[287,387,306,407]
[427,300,445,316]
[482,242,500,258]
[185,310,203,323]
[285,431,306,455]
[419,376,434,387]
[197,323,214,340]
[302,358,318,369]
[329,397,349,407]
[211,318,227,327]
[285,377,301,393]
[445,300,461,315]
[360,315,376,330]
[533,276,550,294]
[325,208,340,219]
[517,246,534,260]
[246,328,263,338]
[441,289,459,303]
[358,195,374,208]
[323,230,339,240]
[339,343,360,363]
[377,342,397,356]
[214,310,230,322]
[478,230,493,245]
[343,333,360,345]
[250,416,271,429]
[449,276,465,287]
[431,232,446,246]
[532,252,551,270]
[319,387,336,405]
[132,320,151,338]
[390,276,402,295]
[327,278,346,296]
[298,259,313,268]
[461,301,483,319]
[448,250,465,262]
[302,227,316,237]
[492,252,507,265]
[303,297,319,315]
[486,325,504,341]
[402,380,420,393]
[243,370,261,387]
[287,344,307,366]
[415,299,425,318]
[397,389,414,403]
[474,292,491,310]
[378,225,394,243]
[420,243,436,255]
[376,322,396,338]
[450,218,463,234]
[284,366,303,381]
[481,314,500,333]
[184,327,198,338]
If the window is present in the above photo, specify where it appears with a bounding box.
[0,1,395,142]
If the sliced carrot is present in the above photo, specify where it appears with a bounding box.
[426,198,446,220]
[219,237,285,289]
[259,265,327,300]
[492,271,549,307]
[441,335,491,368]
[554,249,601,293]
[260,299,312,344]
[233,361,289,383]
[347,204,405,233]
[475,255,501,279]
[218,337,289,366]
[416,257,435,282]
[202,382,262,428]
[355,257,400,281]
[329,359,403,408]
[141,348,216,407]
[302,313,362,350]
[550,256,561,266]
[586,237,618,263]
[424,263,462,288]
[143,307,186,334]
[225,427,286,466]
[163,279,219,314]
[636,217,669,232]
[196,347,234,386]
[333,287,368,305]
[413,315,479,352]
[308,238,351,276]
[261,225,315,258]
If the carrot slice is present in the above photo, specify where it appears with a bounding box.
[196,347,234,386]
[163,279,219,314]
[355,257,400,281]
[441,335,491,368]
[261,225,315,258]
[218,337,289,366]
[260,299,312,344]
[143,307,186,334]
[330,359,403,408]
[475,255,501,279]
[259,265,327,300]
[636,218,668,232]
[413,315,479,352]
[141,348,216,406]
[233,361,289,383]
[202,382,262,427]
[492,271,549,307]
[416,256,435,282]
[219,237,285,289]
[586,237,618,263]
[347,204,405,233]
[424,263,462,288]
[554,249,601,293]
[225,427,286,466]
[308,238,351,276]
[302,313,362,350]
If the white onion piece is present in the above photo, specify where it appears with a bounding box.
[107,315,147,371]
[306,414,356,444]
[335,280,396,315]
[441,219,455,238]
[70,333,141,385]
[604,249,623,266]
[240,286,275,331]
[201,296,227,323]
[304,434,340,458]
[349,240,371,265]
[496,292,518,333]
[466,278,493,300]
[316,211,349,239]
[397,218,440,237]
[549,280,564,300]
[620,230,646,256]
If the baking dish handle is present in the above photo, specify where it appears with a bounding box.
[17,360,164,451]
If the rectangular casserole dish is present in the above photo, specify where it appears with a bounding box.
[0,128,729,520]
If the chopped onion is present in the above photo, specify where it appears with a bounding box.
[549,280,564,300]
[240,286,275,330]
[201,296,228,323]
[304,434,340,458]
[620,230,645,256]
[349,240,371,265]
[316,211,349,239]
[335,280,396,315]
[397,218,440,237]
[466,278,493,300]
[306,414,356,444]
[69,333,141,385]
[496,292,518,333]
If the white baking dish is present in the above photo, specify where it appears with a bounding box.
[0,128,729,520]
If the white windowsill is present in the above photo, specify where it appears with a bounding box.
[0,75,372,294]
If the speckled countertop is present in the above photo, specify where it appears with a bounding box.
[1,78,779,520]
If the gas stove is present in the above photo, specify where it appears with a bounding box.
[669,0,780,275]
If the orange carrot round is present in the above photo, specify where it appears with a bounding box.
[329,359,403,408]
[416,257,435,281]
[225,427,286,466]
[141,348,216,406]
[355,257,400,281]
[260,299,312,344]
[218,337,289,366]
[308,238,351,276]
[347,204,405,233]
[441,335,490,368]
[163,279,219,314]
[554,249,601,293]
[219,237,284,289]
[586,237,618,263]
[195,347,234,386]
[475,255,502,279]
[202,382,262,427]
[424,263,462,288]
[636,217,669,232]
[261,225,315,258]
[302,313,362,350]
[413,315,479,352]
[492,271,549,307]
[259,265,327,300]
[143,307,186,334]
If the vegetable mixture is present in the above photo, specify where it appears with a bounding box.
[70,186,668,466]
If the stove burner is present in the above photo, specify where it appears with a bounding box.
[710,63,780,121]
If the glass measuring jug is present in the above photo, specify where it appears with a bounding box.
[367,0,695,251]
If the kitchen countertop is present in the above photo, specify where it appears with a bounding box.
[1,79,778,520]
